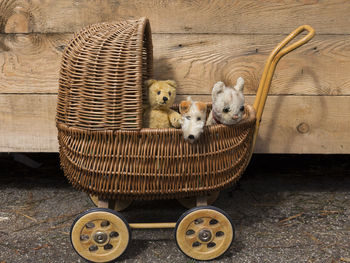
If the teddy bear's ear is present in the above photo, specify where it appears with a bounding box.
[165,80,177,88]
[212,81,225,100]
[234,77,244,92]
[144,79,157,88]
[179,100,192,114]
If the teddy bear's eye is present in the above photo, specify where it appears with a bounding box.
[186,116,191,120]
[223,107,230,113]
[240,105,245,112]
[168,91,171,96]
[197,117,201,121]
[157,91,161,95]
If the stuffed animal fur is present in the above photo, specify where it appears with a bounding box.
[143,79,181,128]
[207,77,245,125]
[179,97,207,143]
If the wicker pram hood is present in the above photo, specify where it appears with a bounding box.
[57,18,153,130]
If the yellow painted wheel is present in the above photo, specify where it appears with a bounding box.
[177,191,220,209]
[175,206,234,261]
[70,208,130,263]
[89,194,133,212]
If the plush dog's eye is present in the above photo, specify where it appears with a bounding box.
[240,105,245,112]
[197,117,201,121]
[168,91,172,96]
[186,116,191,120]
[223,107,230,113]
[157,91,161,95]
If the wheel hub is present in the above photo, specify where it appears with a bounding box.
[94,231,108,244]
[198,229,212,242]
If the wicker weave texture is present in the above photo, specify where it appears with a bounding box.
[56,18,256,200]
[58,106,255,200]
[57,18,153,130]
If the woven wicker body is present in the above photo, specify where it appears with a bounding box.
[57,18,314,201]
[57,108,255,200]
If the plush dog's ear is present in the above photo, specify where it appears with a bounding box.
[196,102,207,113]
[179,100,192,114]
[144,79,157,88]
[212,81,225,100]
[234,77,244,92]
[165,80,177,88]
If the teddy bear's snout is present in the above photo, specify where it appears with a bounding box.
[163,96,168,102]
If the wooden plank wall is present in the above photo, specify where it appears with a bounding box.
[0,0,349,153]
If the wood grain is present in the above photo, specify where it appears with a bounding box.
[1,94,349,153]
[1,33,350,95]
[0,95,58,152]
[0,33,67,93]
[1,0,350,34]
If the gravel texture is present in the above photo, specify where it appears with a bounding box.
[0,153,350,263]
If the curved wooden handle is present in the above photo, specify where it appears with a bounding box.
[251,25,315,150]
[253,25,315,116]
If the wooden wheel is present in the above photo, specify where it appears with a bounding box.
[70,208,131,263]
[89,194,133,212]
[177,191,220,209]
[175,206,234,261]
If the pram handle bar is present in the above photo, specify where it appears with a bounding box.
[252,25,315,147]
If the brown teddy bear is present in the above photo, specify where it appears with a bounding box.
[143,79,182,128]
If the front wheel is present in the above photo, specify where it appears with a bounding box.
[70,208,131,263]
[175,206,234,261]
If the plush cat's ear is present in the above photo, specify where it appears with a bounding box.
[212,81,225,100]
[179,100,192,114]
[165,80,177,88]
[144,79,157,87]
[234,77,244,92]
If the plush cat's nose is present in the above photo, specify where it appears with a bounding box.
[163,97,168,102]
[188,135,195,140]
[233,115,239,119]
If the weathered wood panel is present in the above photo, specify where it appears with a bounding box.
[0,33,66,93]
[1,0,350,34]
[1,33,349,95]
[1,94,349,153]
[0,95,58,152]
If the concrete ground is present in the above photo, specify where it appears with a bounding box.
[0,153,350,263]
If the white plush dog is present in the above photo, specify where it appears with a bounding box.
[179,97,207,143]
[206,77,245,125]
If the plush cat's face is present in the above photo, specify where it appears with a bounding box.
[211,78,245,125]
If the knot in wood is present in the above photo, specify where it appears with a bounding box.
[297,122,310,134]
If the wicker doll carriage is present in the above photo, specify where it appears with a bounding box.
[56,18,314,262]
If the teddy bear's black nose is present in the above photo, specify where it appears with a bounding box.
[163,96,168,102]
[188,135,195,140]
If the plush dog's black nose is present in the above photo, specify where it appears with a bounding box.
[163,96,168,102]
[188,135,195,140]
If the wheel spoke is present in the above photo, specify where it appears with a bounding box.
[210,224,223,234]
[185,235,198,245]
[198,243,210,252]
[202,217,211,227]
[109,235,121,247]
